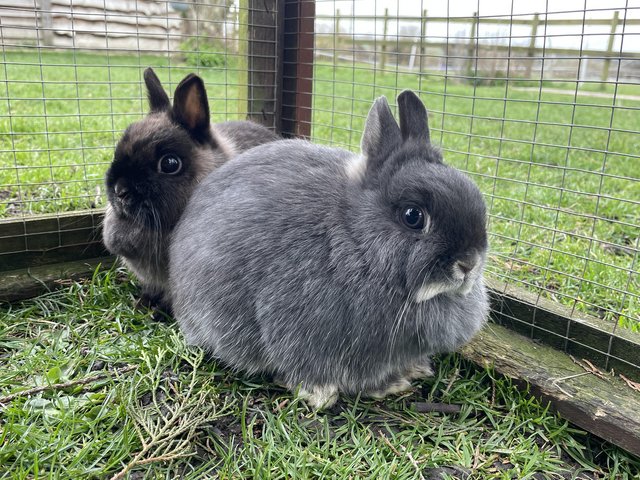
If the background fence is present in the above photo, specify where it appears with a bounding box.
[0,1,639,383]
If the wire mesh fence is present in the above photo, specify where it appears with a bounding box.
[0,1,638,377]
[0,0,275,218]
[309,0,639,377]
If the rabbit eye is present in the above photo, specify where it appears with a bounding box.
[401,206,427,231]
[158,154,182,175]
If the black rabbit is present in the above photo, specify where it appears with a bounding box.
[103,68,279,314]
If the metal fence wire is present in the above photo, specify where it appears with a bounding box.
[0,1,639,378]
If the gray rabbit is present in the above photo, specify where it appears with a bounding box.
[102,68,278,314]
[169,91,489,408]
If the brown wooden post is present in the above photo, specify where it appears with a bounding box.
[465,12,478,76]
[525,13,539,79]
[238,0,281,129]
[601,10,620,88]
[279,0,315,138]
[237,0,249,118]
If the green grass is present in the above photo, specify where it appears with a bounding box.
[0,51,639,476]
[311,63,640,331]
[0,50,243,216]
[4,50,635,331]
[0,267,638,478]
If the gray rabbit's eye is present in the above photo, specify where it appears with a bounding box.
[158,154,182,175]
[401,206,428,231]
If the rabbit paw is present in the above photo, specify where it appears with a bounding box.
[404,359,434,380]
[297,384,339,410]
[367,377,413,399]
[136,289,172,321]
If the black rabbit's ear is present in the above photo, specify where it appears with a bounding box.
[361,96,402,168]
[397,90,430,144]
[172,73,211,142]
[144,68,170,112]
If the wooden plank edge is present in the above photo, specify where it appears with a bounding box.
[486,278,640,382]
[0,256,116,303]
[461,323,640,457]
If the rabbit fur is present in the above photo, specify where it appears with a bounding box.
[102,68,279,313]
[169,91,489,408]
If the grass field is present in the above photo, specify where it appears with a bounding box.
[0,267,639,478]
[1,51,638,332]
[1,50,640,477]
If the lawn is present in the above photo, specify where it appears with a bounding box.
[311,63,640,332]
[1,51,638,332]
[0,266,638,478]
[1,50,640,477]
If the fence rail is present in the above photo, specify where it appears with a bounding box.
[317,10,640,82]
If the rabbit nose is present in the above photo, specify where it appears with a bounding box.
[114,180,130,199]
[455,259,475,275]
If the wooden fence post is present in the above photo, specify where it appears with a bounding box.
[39,0,54,46]
[419,9,427,72]
[601,10,620,87]
[465,12,478,76]
[525,13,539,78]
[237,0,281,129]
[237,0,248,119]
[379,7,389,71]
[279,0,315,138]
[334,8,340,68]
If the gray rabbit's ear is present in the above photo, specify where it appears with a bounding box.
[397,90,430,144]
[172,73,212,142]
[361,96,402,164]
[144,68,170,112]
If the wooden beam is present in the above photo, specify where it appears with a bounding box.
[314,14,640,27]
[0,256,115,302]
[316,37,640,60]
[486,278,640,382]
[240,0,280,129]
[462,323,640,457]
[280,0,315,138]
[0,210,108,272]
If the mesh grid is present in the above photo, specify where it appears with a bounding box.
[0,0,275,219]
[0,1,638,375]
[311,0,639,374]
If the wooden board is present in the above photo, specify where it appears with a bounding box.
[487,278,640,382]
[462,323,640,457]
[0,256,115,303]
[0,210,108,272]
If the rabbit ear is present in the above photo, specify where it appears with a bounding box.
[144,68,170,112]
[361,96,402,166]
[172,73,211,141]
[397,90,430,144]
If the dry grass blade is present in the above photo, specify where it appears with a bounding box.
[380,433,425,480]
[569,355,609,380]
[619,374,640,392]
[109,362,216,480]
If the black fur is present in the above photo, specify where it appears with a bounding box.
[102,68,279,313]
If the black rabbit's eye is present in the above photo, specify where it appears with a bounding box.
[158,154,182,174]
[401,206,426,230]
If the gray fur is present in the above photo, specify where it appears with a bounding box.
[169,91,489,406]
[102,68,279,311]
